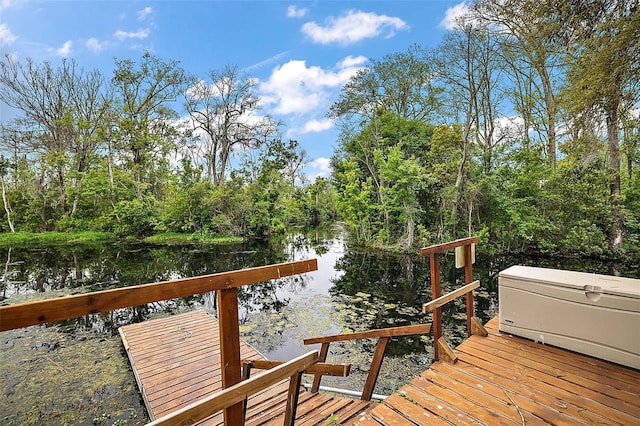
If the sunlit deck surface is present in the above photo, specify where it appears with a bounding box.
[119,310,373,425]
[120,312,640,425]
[354,317,640,425]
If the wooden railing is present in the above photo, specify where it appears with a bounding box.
[148,351,320,426]
[0,259,318,425]
[420,236,485,361]
[303,323,432,401]
[297,238,485,400]
[240,358,352,422]
[0,238,487,423]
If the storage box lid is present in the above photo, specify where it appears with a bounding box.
[499,265,640,300]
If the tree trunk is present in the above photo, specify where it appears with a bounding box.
[71,192,80,218]
[57,164,67,213]
[606,107,623,251]
[107,139,116,208]
[624,123,637,180]
[452,111,472,235]
[404,208,415,250]
[539,67,557,169]
[0,175,15,232]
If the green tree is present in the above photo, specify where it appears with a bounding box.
[332,112,433,249]
[375,146,424,249]
[331,157,379,244]
[559,0,640,251]
[487,145,556,252]
[184,65,279,186]
[0,56,110,223]
[111,52,187,196]
[306,177,338,226]
[329,44,441,123]
[471,0,564,169]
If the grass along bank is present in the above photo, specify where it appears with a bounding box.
[0,231,243,246]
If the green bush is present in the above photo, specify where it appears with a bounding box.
[110,198,158,237]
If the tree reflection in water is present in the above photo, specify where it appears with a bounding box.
[1,229,638,404]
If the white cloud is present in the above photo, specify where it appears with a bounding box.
[440,1,470,30]
[492,115,525,144]
[301,118,334,133]
[114,28,150,40]
[309,157,332,178]
[259,57,363,115]
[137,6,153,21]
[1,0,13,9]
[86,37,107,54]
[302,10,408,45]
[0,24,17,46]
[185,78,223,100]
[51,40,72,57]
[287,5,308,18]
[338,55,368,69]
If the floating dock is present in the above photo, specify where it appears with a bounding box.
[119,310,373,425]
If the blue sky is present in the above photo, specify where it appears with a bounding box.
[0,0,468,179]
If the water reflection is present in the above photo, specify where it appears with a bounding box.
[2,234,639,342]
[5,231,639,424]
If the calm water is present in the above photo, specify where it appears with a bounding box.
[1,228,639,425]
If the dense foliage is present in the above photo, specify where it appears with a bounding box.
[0,0,638,257]
[0,54,337,240]
[330,0,639,255]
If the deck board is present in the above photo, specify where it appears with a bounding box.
[119,310,260,420]
[357,317,640,425]
[121,312,639,425]
[119,309,375,425]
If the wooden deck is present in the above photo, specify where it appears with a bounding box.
[119,310,374,425]
[121,311,640,425]
[354,317,640,425]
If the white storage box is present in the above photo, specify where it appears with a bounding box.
[499,265,640,370]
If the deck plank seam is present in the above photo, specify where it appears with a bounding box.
[465,334,640,397]
[439,360,614,426]
[457,339,640,416]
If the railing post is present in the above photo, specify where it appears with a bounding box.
[361,337,390,401]
[430,253,442,361]
[217,287,243,426]
[284,370,304,425]
[464,244,474,336]
[311,342,330,392]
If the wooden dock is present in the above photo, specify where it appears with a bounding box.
[119,310,374,425]
[121,312,640,425]
[355,317,640,425]
[9,240,638,425]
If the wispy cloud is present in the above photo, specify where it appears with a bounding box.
[308,157,332,178]
[86,37,107,54]
[439,1,470,30]
[287,5,308,18]
[301,118,333,133]
[246,51,290,71]
[137,6,153,21]
[302,10,408,45]
[0,23,17,46]
[51,40,72,57]
[337,55,368,69]
[114,28,150,40]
